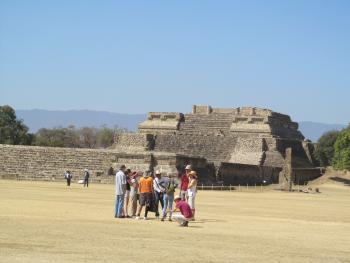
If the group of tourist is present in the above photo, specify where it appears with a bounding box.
[115,164,198,227]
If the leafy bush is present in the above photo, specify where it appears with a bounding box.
[0,105,33,145]
[314,130,340,167]
[333,125,350,170]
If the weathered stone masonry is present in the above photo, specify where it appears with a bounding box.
[114,105,321,185]
[0,145,117,183]
[0,105,322,185]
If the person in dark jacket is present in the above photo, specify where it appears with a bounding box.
[83,168,90,187]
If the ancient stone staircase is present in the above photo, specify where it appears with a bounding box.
[179,113,234,133]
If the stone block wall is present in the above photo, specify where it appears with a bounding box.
[110,152,153,175]
[114,133,154,152]
[153,133,237,164]
[276,139,313,167]
[179,113,234,134]
[138,112,184,134]
[220,163,281,185]
[0,144,117,183]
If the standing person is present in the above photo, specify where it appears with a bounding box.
[179,165,191,201]
[153,170,165,219]
[161,174,177,221]
[135,171,153,220]
[123,169,131,218]
[129,171,141,217]
[187,171,198,219]
[83,168,90,187]
[64,170,72,186]
[115,165,127,218]
[172,195,194,227]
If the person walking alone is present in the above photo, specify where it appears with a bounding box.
[64,170,72,186]
[83,168,90,187]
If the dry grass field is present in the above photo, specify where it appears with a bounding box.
[0,179,350,263]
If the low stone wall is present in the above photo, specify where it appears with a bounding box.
[0,144,117,183]
[220,163,281,185]
[0,144,215,184]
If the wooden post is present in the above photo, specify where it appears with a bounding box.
[229,184,232,192]
[212,184,213,190]
[202,184,203,191]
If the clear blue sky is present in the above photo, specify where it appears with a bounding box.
[0,0,349,124]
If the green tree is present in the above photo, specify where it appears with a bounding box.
[314,130,340,167]
[333,125,350,170]
[34,126,80,148]
[33,125,126,148]
[0,105,33,145]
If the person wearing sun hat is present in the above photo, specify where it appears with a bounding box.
[179,164,191,201]
[187,170,198,219]
[129,171,141,217]
[172,195,193,227]
[153,170,165,219]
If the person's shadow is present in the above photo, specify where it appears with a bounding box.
[191,218,226,224]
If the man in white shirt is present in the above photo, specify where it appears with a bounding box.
[153,170,166,219]
[115,164,126,218]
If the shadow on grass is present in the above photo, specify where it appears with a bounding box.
[188,225,203,228]
[191,218,226,224]
[330,176,350,186]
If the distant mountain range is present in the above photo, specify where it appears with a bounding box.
[16,109,347,142]
[16,109,146,132]
[298,121,346,142]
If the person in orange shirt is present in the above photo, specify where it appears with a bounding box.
[135,171,154,220]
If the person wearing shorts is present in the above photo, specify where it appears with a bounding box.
[136,171,153,220]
